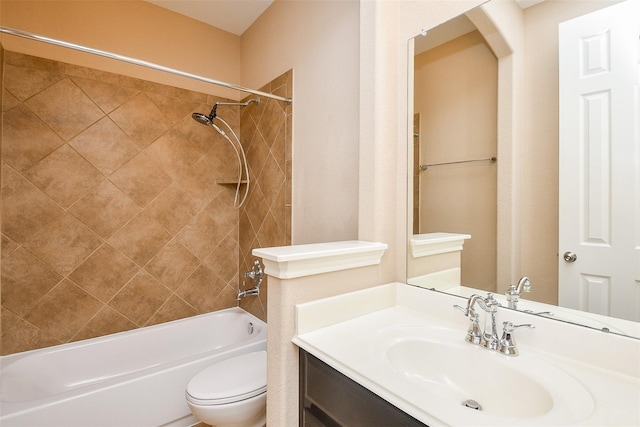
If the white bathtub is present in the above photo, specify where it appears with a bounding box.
[0,307,267,427]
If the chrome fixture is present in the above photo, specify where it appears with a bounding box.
[454,294,482,344]
[238,260,263,301]
[505,276,532,309]
[192,99,259,208]
[498,322,535,356]
[477,293,501,350]
[455,293,534,356]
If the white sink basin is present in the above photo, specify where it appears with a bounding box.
[374,325,595,425]
[388,339,552,417]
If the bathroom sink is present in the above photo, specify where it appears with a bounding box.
[373,325,595,425]
[387,339,552,418]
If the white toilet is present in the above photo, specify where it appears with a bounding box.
[186,351,267,427]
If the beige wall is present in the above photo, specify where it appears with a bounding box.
[242,0,361,246]
[414,30,498,290]
[1,0,241,99]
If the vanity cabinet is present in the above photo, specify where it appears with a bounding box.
[299,349,428,426]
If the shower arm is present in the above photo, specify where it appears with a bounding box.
[0,26,292,104]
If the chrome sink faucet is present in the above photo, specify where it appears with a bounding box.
[476,293,500,350]
[505,276,532,309]
[455,292,534,356]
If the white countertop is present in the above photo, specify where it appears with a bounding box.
[294,283,640,427]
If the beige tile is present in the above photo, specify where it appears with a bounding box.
[1,173,65,244]
[145,92,201,125]
[0,312,62,355]
[25,78,105,141]
[3,64,64,102]
[69,180,140,239]
[108,212,171,266]
[246,130,270,178]
[146,128,202,180]
[257,211,285,249]
[109,270,171,325]
[203,236,239,284]
[1,234,20,259]
[259,151,286,207]
[4,51,65,71]
[3,89,21,111]
[24,214,103,276]
[69,244,139,302]
[64,64,120,86]
[245,183,269,235]
[145,240,200,290]
[71,76,139,114]
[71,306,136,342]
[25,144,104,208]
[175,157,222,211]
[177,211,220,260]
[2,104,65,172]
[25,280,104,342]
[109,93,170,147]
[146,295,197,326]
[1,248,63,317]
[145,185,199,234]
[175,265,228,312]
[257,98,285,149]
[69,117,140,175]
[109,152,172,207]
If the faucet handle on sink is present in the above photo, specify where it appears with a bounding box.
[454,304,482,345]
[499,321,535,356]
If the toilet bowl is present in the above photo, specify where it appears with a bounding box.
[186,351,267,427]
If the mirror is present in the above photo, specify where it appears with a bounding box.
[407,0,640,339]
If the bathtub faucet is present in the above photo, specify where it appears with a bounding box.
[238,260,263,300]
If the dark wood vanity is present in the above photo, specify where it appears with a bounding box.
[299,349,428,426]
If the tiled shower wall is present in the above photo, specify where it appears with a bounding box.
[238,72,292,320]
[0,51,291,355]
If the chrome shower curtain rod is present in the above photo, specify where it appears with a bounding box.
[0,27,292,104]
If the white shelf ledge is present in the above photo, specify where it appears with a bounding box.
[252,240,388,279]
[409,232,471,258]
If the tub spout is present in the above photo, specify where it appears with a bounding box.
[237,287,260,300]
[238,260,263,301]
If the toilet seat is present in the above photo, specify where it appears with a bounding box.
[186,351,266,406]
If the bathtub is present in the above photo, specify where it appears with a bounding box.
[0,307,267,427]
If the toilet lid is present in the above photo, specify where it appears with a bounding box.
[186,351,267,405]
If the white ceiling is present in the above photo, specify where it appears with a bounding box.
[145,0,274,36]
[147,0,544,38]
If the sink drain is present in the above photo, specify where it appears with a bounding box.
[462,399,482,411]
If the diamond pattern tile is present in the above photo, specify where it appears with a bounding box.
[24,214,103,276]
[2,104,65,172]
[108,270,171,326]
[109,152,172,207]
[25,78,105,141]
[109,93,170,147]
[0,53,291,354]
[69,180,140,239]
[71,76,139,114]
[69,117,140,176]
[25,144,103,208]
[1,173,65,244]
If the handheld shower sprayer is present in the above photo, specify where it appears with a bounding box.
[191,99,260,208]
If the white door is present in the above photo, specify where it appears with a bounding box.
[558,0,640,322]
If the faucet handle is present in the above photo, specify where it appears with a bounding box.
[499,321,535,356]
[454,305,482,345]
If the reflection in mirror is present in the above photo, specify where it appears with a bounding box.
[407,0,640,339]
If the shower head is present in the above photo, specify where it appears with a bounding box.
[191,104,218,126]
[192,112,213,126]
